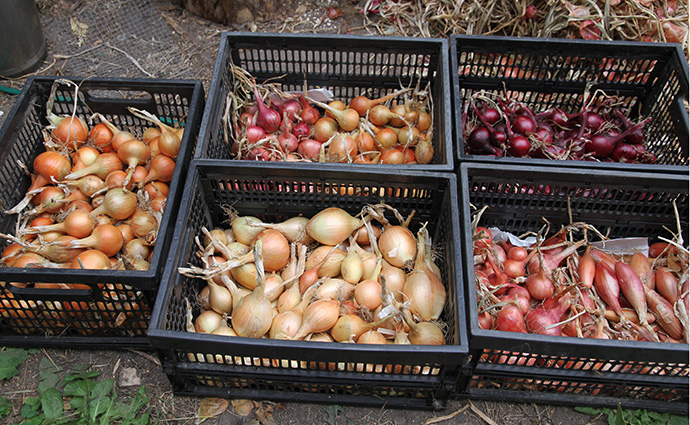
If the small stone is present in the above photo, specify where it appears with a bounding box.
[236,8,253,24]
[119,367,141,387]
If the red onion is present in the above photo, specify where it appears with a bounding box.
[525,296,571,336]
[511,115,536,136]
[507,135,531,157]
[495,304,526,333]
[292,122,311,139]
[253,86,282,134]
[246,125,266,144]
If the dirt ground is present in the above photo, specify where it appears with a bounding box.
[0,0,660,424]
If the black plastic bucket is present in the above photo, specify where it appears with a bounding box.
[0,0,47,78]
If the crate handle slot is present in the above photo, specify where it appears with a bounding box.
[8,284,93,301]
[82,89,156,110]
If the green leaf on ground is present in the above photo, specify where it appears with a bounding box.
[0,347,30,381]
[38,357,62,394]
[40,387,64,420]
[0,396,11,417]
[21,396,42,420]
[63,379,89,398]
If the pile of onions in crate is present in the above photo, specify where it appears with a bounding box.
[471,206,689,343]
[463,87,657,163]
[1,81,183,279]
[179,203,448,348]
[225,63,434,164]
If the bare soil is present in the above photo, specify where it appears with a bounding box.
[0,1,618,424]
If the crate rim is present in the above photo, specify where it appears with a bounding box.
[148,159,469,361]
[195,32,454,171]
[458,162,690,362]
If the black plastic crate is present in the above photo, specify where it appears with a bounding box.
[455,162,689,411]
[450,35,689,173]
[196,32,453,171]
[464,363,688,415]
[0,76,205,348]
[147,160,468,409]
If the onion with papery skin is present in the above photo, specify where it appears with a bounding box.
[341,244,364,284]
[25,209,95,239]
[65,152,122,181]
[402,310,445,345]
[293,298,340,340]
[253,216,314,245]
[354,279,382,311]
[70,249,111,270]
[253,229,290,272]
[316,278,355,301]
[90,188,137,221]
[402,227,445,321]
[232,216,264,245]
[48,115,89,150]
[253,86,282,134]
[231,241,274,338]
[117,140,150,187]
[378,225,416,269]
[305,245,346,278]
[34,151,72,182]
[357,329,387,344]
[68,224,124,257]
[306,207,362,246]
[88,123,113,150]
[207,281,233,315]
[195,310,223,333]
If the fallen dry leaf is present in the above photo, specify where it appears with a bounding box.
[232,399,256,416]
[196,397,229,424]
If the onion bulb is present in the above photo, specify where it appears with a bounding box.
[293,299,340,340]
[378,225,416,269]
[306,207,362,246]
[90,188,137,221]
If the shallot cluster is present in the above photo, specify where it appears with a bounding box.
[473,217,689,344]
[463,89,656,163]
[0,103,183,283]
[227,64,435,165]
[179,203,448,347]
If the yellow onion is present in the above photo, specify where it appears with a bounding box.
[403,311,445,345]
[306,333,334,342]
[231,240,273,338]
[253,216,314,245]
[330,314,369,342]
[293,299,340,340]
[203,228,229,251]
[277,283,301,313]
[269,310,302,339]
[402,228,446,321]
[231,283,273,338]
[378,225,416,269]
[380,259,406,301]
[341,243,364,284]
[306,207,362,246]
[195,310,223,333]
[315,278,355,301]
[264,273,285,302]
[231,263,257,290]
[206,281,233,315]
[232,216,264,245]
[210,319,237,336]
[253,229,290,272]
[305,245,346,278]
[354,279,382,311]
[357,329,387,344]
